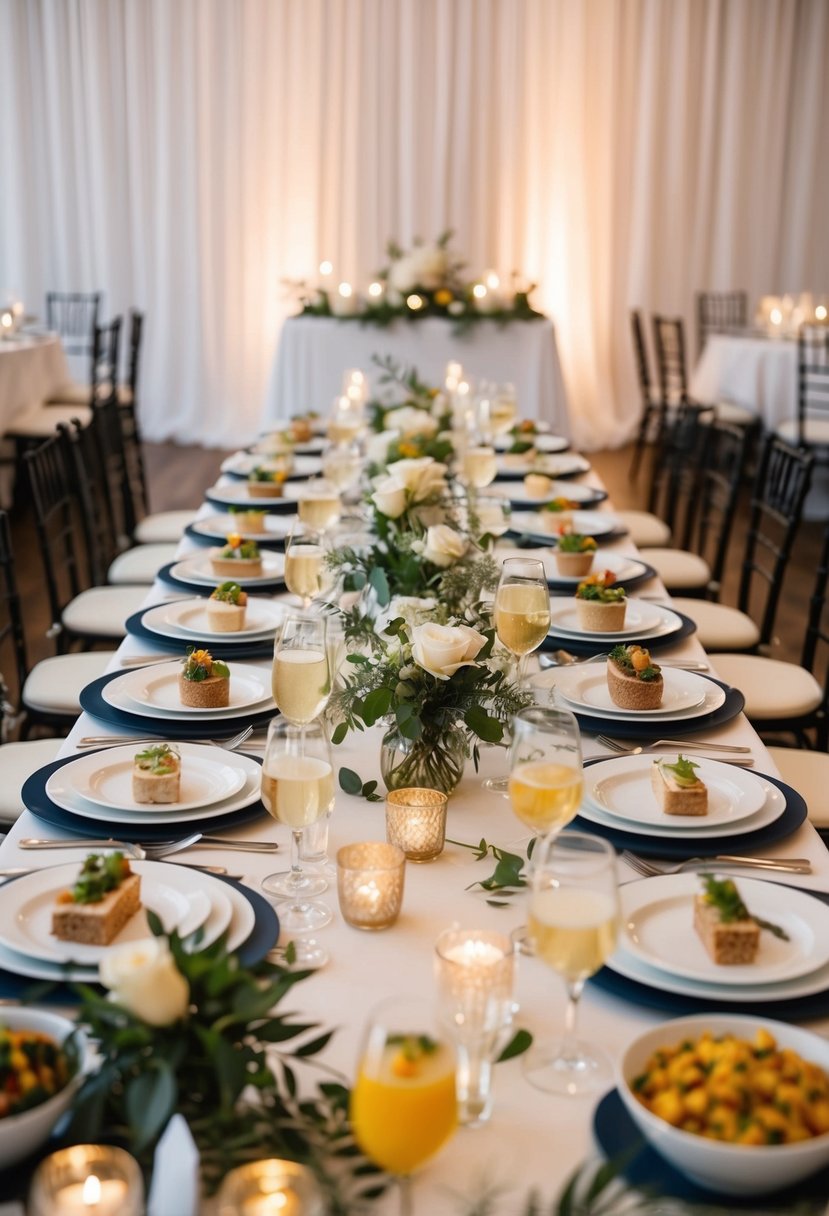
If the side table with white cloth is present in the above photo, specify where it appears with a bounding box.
[0,334,71,506]
[2,460,829,1212]
[690,333,798,432]
[264,315,571,437]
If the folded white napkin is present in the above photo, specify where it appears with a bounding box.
[148,1114,200,1216]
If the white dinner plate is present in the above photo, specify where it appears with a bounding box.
[113,661,271,718]
[205,482,300,509]
[143,597,287,641]
[221,452,322,479]
[0,870,251,980]
[169,552,285,588]
[494,430,567,453]
[50,744,249,813]
[620,873,829,985]
[510,510,622,542]
[578,775,785,840]
[251,436,325,455]
[538,549,648,587]
[550,664,717,720]
[495,452,590,479]
[0,862,208,966]
[547,600,683,641]
[188,514,296,545]
[47,758,263,826]
[586,754,767,829]
[606,943,829,1004]
[101,660,274,722]
[492,478,602,506]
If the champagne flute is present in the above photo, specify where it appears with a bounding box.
[260,718,334,954]
[508,707,583,838]
[297,478,342,532]
[322,440,363,495]
[272,614,330,726]
[351,996,457,1216]
[523,831,619,1096]
[284,522,328,611]
[494,556,551,687]
[490,383,517,435]
[461,443,497,490]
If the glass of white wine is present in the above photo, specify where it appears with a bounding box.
[297,478,342,532]
[284,523,328,611]
[272,614,330,726]
[523,831,619,1096]
[494,556,551,687]
[322,440,363,496]
[490,383,517,435]
[260,718,335,950]
[461,443,497,491]
[508,707,583,838]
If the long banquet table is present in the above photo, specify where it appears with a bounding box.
[264,315,572,438]
[3,459,829,1212]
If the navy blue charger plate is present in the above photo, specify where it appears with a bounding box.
[566,675,744,740]
[541,611,697,656]
[184,522,287,551]
[157,561,287,595]
[547,561,656,595]
[501,484,608,508]
[492,461,591,482]
[22,750,267,841]
[205,488,299,515]
[508,526,629,548]
[575,765,804,858]
[125,609,275,660]
[593,1089,829,1206]
[79,669,277,739]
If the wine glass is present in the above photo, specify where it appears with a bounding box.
[322,440,363,496]
[260,718,334,956]
[461,442,497,491]
[272,615,331,726]
[490,383,517,435]
[351,996,457,1215]
[508,707,583,839]
[523,831,619,1096]
[297,478,342,532]
[494,556,551,687]
[284,522,328,610]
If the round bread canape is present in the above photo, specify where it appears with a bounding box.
[606,646,663,710]
[178,671,230,709]
[206,588,248,632]
[575,596,627,631]
[247,478,283,499]
[209,551,264,578]
[555,550,595,578]
[229,510,266,533]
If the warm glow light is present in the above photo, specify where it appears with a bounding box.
[406,293,424,310]
[770,307,783,325]
[472,284,487,299]
[817,305,828,321]
[484,271,500,290]
[338,282,353,298]
[82,1175,102,1206]
[319,260,333,276]
[0,313,12,330]
[368,281,383,297]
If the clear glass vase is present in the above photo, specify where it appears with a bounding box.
[380,723,468,795]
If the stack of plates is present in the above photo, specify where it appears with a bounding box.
[610,872,829,1006]
[136,597,286,648]
[158,552,286,593]
[509,510,623,544]
[494,453,590,481]
[221,451,322,480]
[0,860,261,983]
[186,513,296,548]
[492,478,607,509]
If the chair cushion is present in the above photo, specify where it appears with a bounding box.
[62,585,147,639]
[644,548,711,590]
[6,402,92,437]
[134,510,198,544]
[45,380,89,405]
[0,739,64,824]
[670,597,761,651]
[714,400,758,427]
[766,747,829,826]
[776,415,829,446]
[614,511,671,548]
[108,543,178,585]
[23,651,118,715]
[713,655,822,719]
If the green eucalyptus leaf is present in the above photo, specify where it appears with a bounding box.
[339,767,363,795]
[497,1028,533,1063]
[125,1063,176,1152]
[465,704,503,743]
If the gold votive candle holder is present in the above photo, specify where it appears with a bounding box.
[217,1158,325,1215]
[29,1144,144,1216]
[337,842,405,930]
[385,786,448,861]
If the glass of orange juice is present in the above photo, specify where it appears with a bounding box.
[351,996,457,1214]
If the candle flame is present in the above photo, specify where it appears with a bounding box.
[816,305,827,321]
[406,293,424,310]
[319,260,333,275]
[338,282,353,298]
[770,307,783,325]
[368,281,383,297]
[82,1174,102,1206]
[472,284,487,299]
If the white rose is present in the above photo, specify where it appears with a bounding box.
[392,457,448,501]
[411,622,487,680]
[389,253,418,293]
[99,937,190,1027]
[411,245,448,290]
[371,475,407,519]
[423,524,467,568]
[366,429,400,464]
[376,595,437,633]
[386,407,438,438]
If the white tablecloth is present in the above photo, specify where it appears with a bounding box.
[264,315,571,437]
[3,470,828,1213]
[0,334,69,434]
[690,333,798,431]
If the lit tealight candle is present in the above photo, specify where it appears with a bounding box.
[367,281,384,299]
[337,842,405,930]
[770,306,783,327]
[318,260,333,277]
[29,1146,143,1216]
[0,311,13,336]
[386,787,448,862]
[406,293,424,311]
[817,304,828,322]
[472,283,499,314]
[331,282,359,317]
[217,1159,325,1216]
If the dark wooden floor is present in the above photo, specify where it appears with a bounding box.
[7,438,821,717]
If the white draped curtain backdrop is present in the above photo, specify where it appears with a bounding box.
[1,0,827,448]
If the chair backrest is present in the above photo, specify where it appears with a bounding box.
[696,291,748,356]
[91,316,122,405]
[64,413,124,582]
[24,429,90,651]
[737,435,814,648]
[652,315,689,406]
[688,421,750,593]
[630,310,652,407]
[45,291,102,358]
[797,324,829,446]
[0,511,29,709]
[800,518,829,749]
[119,309,150,524]
[647,402,715,536]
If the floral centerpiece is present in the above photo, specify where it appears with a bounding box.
[330,617,531,794]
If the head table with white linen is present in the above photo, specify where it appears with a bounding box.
[2,454,828,1214]
[690,332,798,432]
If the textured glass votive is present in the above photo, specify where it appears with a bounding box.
[385,786,448,861]
[29,1144,144,1216]
[217,1158,325,1215]
[337,842,405,930]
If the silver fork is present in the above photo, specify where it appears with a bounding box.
[76,726,254,751]
[596,734,751,754]
[19,832,277,856]
[621,850,812,876]
[539,651,709,672]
